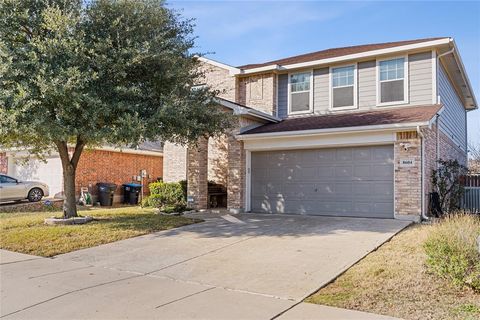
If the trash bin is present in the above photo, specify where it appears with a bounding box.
[96,183,117,206]
[122,183,142,205]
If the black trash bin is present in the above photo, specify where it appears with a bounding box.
[96,183,117,206]
[122,183,142,205]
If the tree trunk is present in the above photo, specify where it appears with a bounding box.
[55,138,85,219]
[63,164,77,218]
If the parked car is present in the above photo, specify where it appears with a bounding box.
[0,174,49,202]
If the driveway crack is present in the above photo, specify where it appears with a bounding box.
[154,287,215,309]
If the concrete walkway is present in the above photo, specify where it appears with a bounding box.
[1,214,408,319]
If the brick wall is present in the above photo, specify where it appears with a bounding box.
[438,130,467,165]
[163,142,187,182]
[0,152,7,174]
[208,135,228,186]
[75,149,163,201]
[199,62,236,101]
[394,131,422,218]
[187,137,209,210]
[237,73,276,115]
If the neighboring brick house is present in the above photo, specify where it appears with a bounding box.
[0,152,7,174]
[163,37,477,222]
[2,143,163,203]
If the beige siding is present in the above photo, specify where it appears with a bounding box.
[408,51,433,105]
[358,60,377,109]
[275,51,434,118]
[313,68,329,113]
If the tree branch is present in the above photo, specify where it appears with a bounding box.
[54,140,70,165]
[70,136,86,168]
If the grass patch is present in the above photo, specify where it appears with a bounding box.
[0,206,201,257]
[424,214,480,291]
[306,218,480,320]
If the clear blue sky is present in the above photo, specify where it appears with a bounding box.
[169,0,480,146]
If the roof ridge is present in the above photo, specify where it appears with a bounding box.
[238,37,448,69]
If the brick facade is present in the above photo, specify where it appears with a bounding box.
[208,135,228,185]
[163,142,187,182]
[76,149,163,202]
[394,125,468,220]
[0,152,7,174]
[199,62,236,101]
[237,73,276,116]
[186,137,209,210]
[226,131,245,212]
[394,131,422,218]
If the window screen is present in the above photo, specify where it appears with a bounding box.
[379,58,405,103]
[290,72,311,113]
[332,66,354,108]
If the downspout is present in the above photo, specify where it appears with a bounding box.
[417,126,428,221]
[436,114,440,168]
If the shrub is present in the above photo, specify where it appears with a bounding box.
[178,180,187,201]
[424,214,480,291]
[147,182,185,210]
[431,159,468,215]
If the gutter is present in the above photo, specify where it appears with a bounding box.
[237,121,432,140]
[417,126,429,221]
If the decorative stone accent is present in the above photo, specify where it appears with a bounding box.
[187,137,209,210]
[237,73,276,116]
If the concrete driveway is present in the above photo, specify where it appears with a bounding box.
[1,213,408,319]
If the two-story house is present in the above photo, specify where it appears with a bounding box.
[163,37,477,222]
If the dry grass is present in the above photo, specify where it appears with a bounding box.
[306,219,480,320]
[0,206,200,257]
[425,214,480,291]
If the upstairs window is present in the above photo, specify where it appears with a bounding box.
[378,57,407,104]
[289,71,312,114]
[331,65,356,108]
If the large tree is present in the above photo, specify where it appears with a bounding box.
[0,0,232,217]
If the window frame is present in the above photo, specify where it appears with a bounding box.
[376,55,409,106]
[329,63,358,110]
[287,70,314,115]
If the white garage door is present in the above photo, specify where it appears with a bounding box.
[10,155,63,198]
[251,145,394,218]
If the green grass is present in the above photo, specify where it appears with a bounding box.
[0,206,201,257]
[306,218,480,320]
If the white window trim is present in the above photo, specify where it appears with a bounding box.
[287,70,314,115]
[329,63,358,111]
[376,55,409,106]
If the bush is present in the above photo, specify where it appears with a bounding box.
[147,182,185,211]
[179,180,187,201]
[424,214,480,291]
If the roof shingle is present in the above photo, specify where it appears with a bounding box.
[238,37,447,70]
[241,105,443,135]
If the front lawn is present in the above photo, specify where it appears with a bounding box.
[306,215,480,320]
[0,206,201,257]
